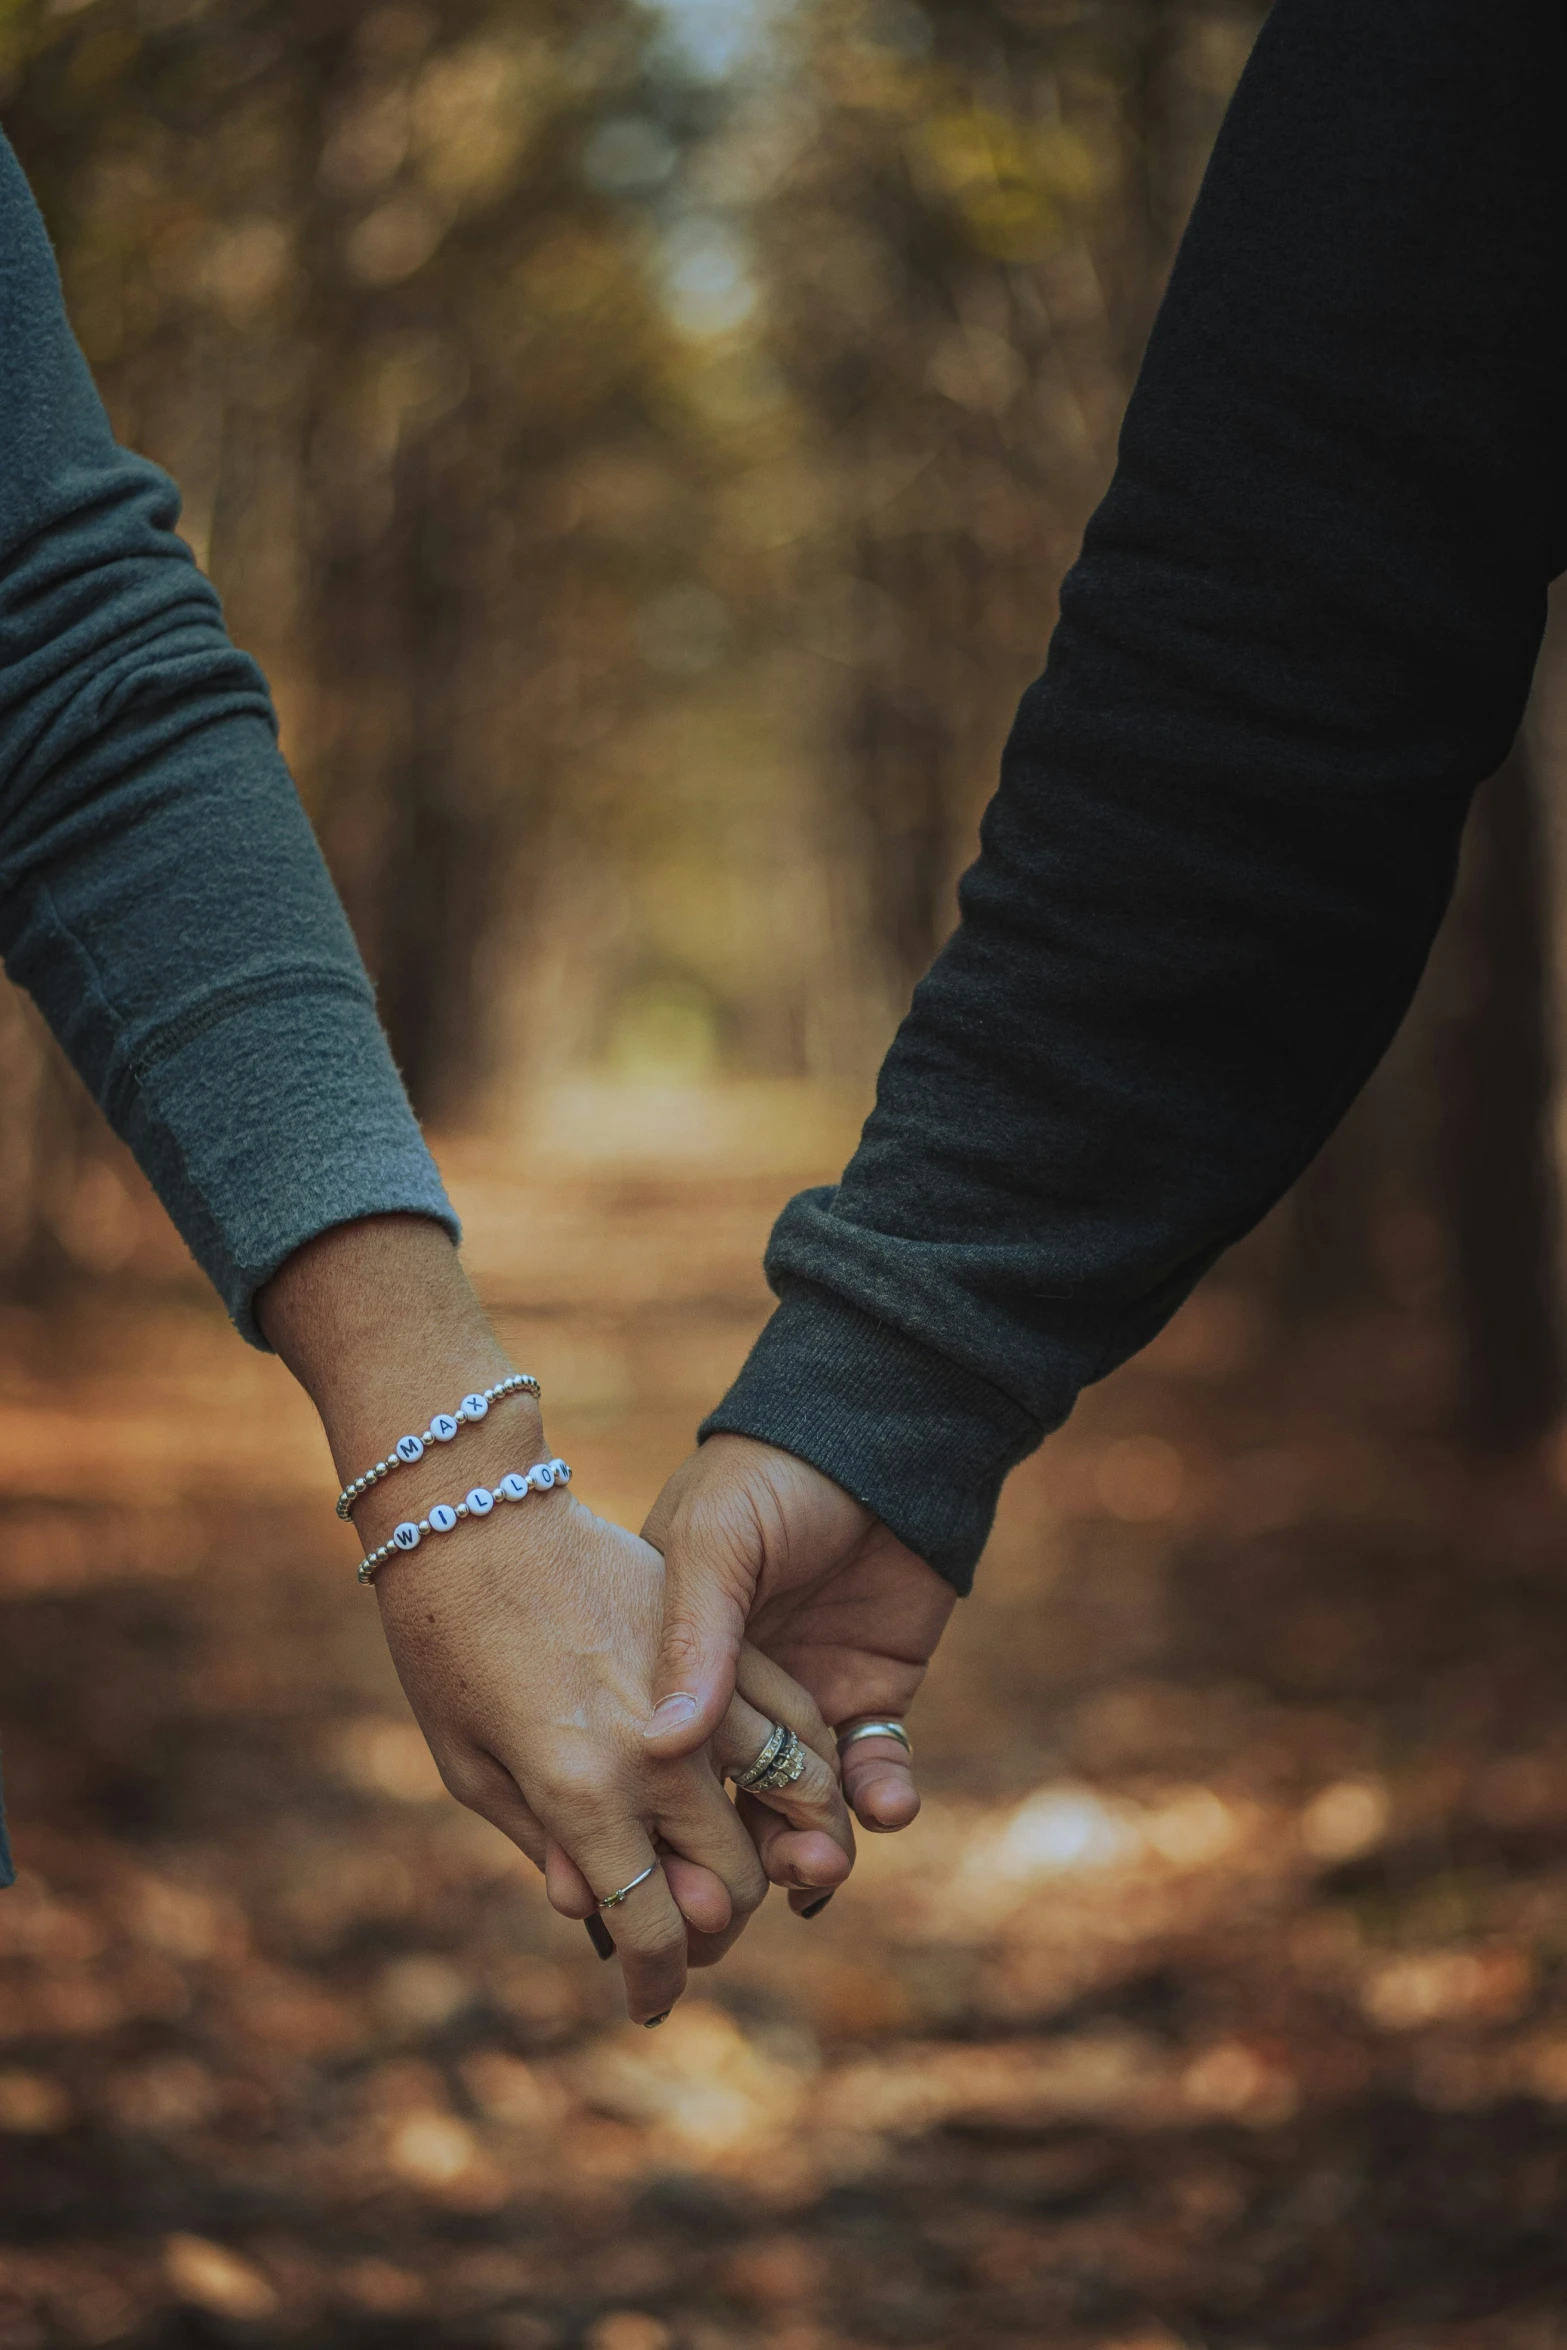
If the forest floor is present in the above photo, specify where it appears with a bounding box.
[1,1140,1567,2347]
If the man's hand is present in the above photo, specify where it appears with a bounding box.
[641,1436,956,1852]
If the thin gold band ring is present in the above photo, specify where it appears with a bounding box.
[596,1861,659,1911]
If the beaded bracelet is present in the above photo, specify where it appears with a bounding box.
[357,1457,572,1585]
[337,1372,540,1520]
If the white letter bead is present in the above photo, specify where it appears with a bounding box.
[392,1522,422,1552]
[550,1458,571,1483]
[430,1414,459,1443]
[395,1434,425,1465]
[428,1503,459,1533]
[529,1464,556,1491]
[497,1473,530,1501]
[459,1393,490,1421]
[465,1486,495,1515]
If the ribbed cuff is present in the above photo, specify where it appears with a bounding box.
[699,1283,1045,1594]
[121,980,459,1347]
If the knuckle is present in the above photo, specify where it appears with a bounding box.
[790,1749,835,1802]
[536,1753,618,1817]
[731,1866,768,1918]
[635,1921,688,1967]
[766,1761,837,1829]
[660,1618,714,1679]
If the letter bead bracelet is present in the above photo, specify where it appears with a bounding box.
[336,1371,540,1520]
[357,1458,573,1585]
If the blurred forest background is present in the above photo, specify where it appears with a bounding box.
[7,2,1567,2344]
[0,0,1556,1444]
[0,0,1270,1292]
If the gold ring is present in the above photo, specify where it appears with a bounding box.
[596,1861,659,1911]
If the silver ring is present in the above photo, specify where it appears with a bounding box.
[733,1722,788,1789]
[732,1723,807,1795]
[838,1720,912,1760]
[596,1860,659,1911]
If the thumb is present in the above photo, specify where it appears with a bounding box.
[642,1480,762,1757]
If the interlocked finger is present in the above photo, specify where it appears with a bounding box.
[734,1646,837,1770]
[716,1693,852,1831]
[651,1753,772,1927]
[434,1745,551,1872]
[585,1843,688,2022]
[523,1792,688,2023]
[543,1835,736,1940]
[714,1693,855,1894]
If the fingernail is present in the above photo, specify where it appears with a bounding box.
[644,2010,671,2029]
[585,1915,615,1961]
[644,1695,698,1738]
[799,1894,834,1920]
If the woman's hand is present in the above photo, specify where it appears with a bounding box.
[257,1215,855,2021]
[532,1640,856,1959]
[370,1479,855,2018]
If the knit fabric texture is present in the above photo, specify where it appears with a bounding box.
[704,0,1567,1591]
[0,130,456,1357]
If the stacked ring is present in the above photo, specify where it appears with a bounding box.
[731,1723,808,1795]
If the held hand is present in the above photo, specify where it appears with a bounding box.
[537,1641,858,1957]
[641,1435,957,1844]
[370,1477,856,2016]
[256,1218,855,2021]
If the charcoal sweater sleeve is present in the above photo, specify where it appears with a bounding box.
[704,0,1567,1590]
[0,132,455,1341]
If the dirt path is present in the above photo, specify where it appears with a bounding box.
[1,1159,1566,2347]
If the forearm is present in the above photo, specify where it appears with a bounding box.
[0,133,457,1338]
[707,0,1567,1587]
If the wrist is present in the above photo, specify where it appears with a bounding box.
[257,1213,515,1484]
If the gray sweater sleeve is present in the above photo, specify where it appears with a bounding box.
[0,133,455,1340]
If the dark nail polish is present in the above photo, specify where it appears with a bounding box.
[800,1894,834,1920]
[644,2010,671,2029]
[585,1914,616,1961]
